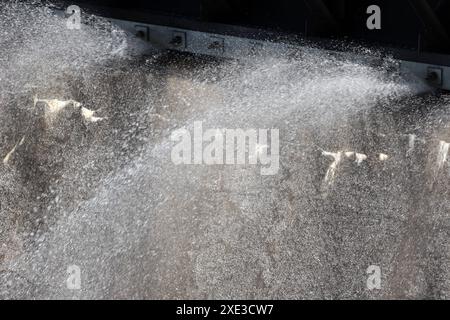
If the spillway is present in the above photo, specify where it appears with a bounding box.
[0,1,449,299]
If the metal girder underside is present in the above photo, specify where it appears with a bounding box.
[112,18,450,91]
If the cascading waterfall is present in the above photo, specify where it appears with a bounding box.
[0,1,449,299]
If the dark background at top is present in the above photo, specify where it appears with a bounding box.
[52,0,450,55]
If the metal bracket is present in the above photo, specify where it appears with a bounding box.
[207,36,225,53]
[134,25,148,41]
[170,31,187,49]
[427,67,443,86]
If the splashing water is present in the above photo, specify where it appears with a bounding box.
[436,141,450,175]
[1,1,450,299]
[322,151,343,186]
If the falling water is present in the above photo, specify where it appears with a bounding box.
[436,141,450,173]
[1,1,449,299]
[322,151,343,186]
